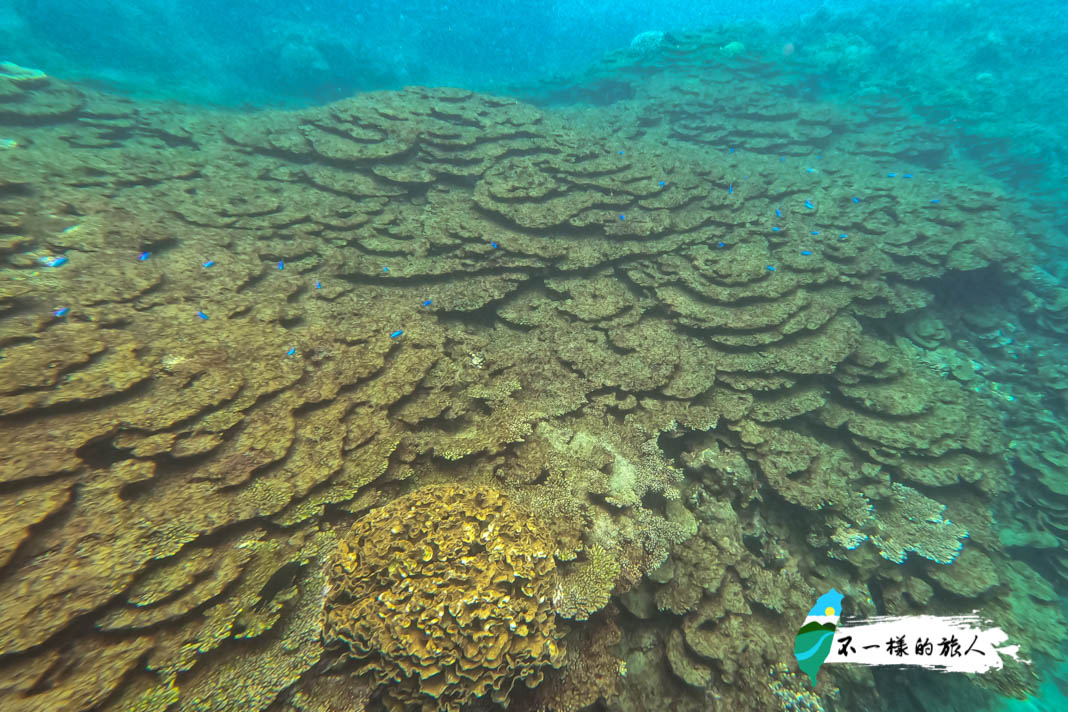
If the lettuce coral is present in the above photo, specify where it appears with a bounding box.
[320,485,565,712]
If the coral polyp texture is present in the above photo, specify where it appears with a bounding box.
[321,485,564,711]
[0,41,1062,712]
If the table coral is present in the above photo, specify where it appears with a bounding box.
[320,485,565,712]
[870,483,970,564]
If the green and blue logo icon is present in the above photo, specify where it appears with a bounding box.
[793,588,843,686]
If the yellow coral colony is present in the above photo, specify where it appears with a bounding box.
[321,485,565,712]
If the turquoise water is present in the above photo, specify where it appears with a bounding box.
[2,1,808,104]
[1,1,1067,711]
[5,0,1065,209]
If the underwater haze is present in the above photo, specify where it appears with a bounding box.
[1,1,1068,712]
[3,0,822,104]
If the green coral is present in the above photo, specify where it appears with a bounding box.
[871,483,969,564]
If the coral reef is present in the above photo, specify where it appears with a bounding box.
[321,485,564,711]
[553,544,621,622]
[518,612,625,712]
[0,39,1059,712]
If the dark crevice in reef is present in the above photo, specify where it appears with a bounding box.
[931,265,1020,310]
[251,560,307,612]
[75,434,135,469]
[0,181,33,199]
[0,378,154,423]
[139,235,180,255]
[235,268,272,293]
[279,314,305,329]
[0,482,76,583]
[640,488,668,513]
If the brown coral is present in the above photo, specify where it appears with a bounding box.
[321,485,565,712]
[554,543,622,621]
[0,27,1059,711]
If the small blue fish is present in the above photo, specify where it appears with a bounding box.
[801,250,812,256]
[49,256,68,267]
[728,184,733,194]
[315,280,321,288]
[806,167,816,173]
[775,209,783,218]
[287,347,296,356]
[383,266,389,272]
[618,150,624,155]
[659,180,665,187]
[202,260,215,268]
[902,173,913,179]
[138,251,150,261]
[766,265,776,272]
[811,231,820,235]
[277,260,284,270]
[887,172,896,178]
[390,330,403,339]
[804,200,814,209]
[852,197,860,203]
[422,299,432,307]
[729,147,735,153]
[619,214,625,220]
[931,199,941,204]
[196,310,208,320]
[839,233,848,239]
[772,227,781,232]
[717,241,726,248]
[491,242,498,249]
[53,307,70,317]
[780,156,786,162]
[817,154,822,160]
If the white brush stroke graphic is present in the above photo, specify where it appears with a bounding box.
[823,613,1024,674]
